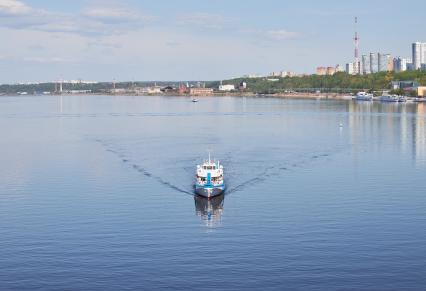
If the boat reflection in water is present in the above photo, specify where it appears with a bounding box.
[194,194,224,228]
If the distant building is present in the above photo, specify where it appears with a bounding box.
[110,88,127,94]
[239,81,247,90]
[353,61,361,75]
[316,67,327,75]
[178,84,188,94]
[270,71,296,77]
[317,66,336,75]
[417,86,426,97]
[243,74,263,78]
[378,53,392,72]
[280,71,296,77]
[412,42,426,70]
[369,53,377,73]
[391,80,419,91]
[346,62,355,74]
[335,64,344,72]
[387,56,394,71]
[326,67,336,75]
[140,86,162,94]
[393,57,409,72]
[66,90,92,94]
[362,55,370,74]
[161,86,176,93]
[218,84,235,91]
[189,87,213,95]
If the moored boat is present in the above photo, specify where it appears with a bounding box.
[355,91,373,101]
[379,95,399,102]
[195,154,225,198]
[398,96,407,102]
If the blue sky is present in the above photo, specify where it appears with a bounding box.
[0,0,425,83]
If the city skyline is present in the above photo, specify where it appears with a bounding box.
[1,0,426,83]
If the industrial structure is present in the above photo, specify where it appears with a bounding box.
[353,17,360,75]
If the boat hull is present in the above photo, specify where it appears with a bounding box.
[195,184,225,198]
[379,96,399,102]
[355,96,373,101]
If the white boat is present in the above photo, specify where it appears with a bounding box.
[398,96,407,102]
[192,98,198,102]
[355,91,373,101]
[195,154,225,198]
[379,95,399,102]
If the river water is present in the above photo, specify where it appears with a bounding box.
[1,95,425,290]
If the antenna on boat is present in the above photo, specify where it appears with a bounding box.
[208,150,211,163]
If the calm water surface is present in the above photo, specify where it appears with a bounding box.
[1,95,426,290]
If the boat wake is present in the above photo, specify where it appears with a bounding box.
[223,151,338,195]
[94,138,345,197]
[94,138,193,196]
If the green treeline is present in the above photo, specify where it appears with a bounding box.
[2,71,426,95]
[0,81,175,95]
[208,71,426,94]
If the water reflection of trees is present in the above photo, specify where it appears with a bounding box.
[347,101,426,165]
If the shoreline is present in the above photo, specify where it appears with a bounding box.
[1,92,353,100]
[3,92,425,102]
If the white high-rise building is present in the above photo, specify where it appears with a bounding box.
[378,53,392,72]
[369,53,377,73]
[394,57,411,72]
[412,42,426,70]
[362,55,370,74]
[346,62,355,74]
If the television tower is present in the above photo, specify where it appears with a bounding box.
[353,16,360,74]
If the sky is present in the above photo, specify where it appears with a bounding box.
[0,0,425,83]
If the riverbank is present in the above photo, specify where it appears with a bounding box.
[0,91,354,100]
[5,91,426,102]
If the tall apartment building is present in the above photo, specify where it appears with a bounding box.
[394,57,412,72]
[346,62,355,75]
[369,53,377,73]
[326,67,336,75]
[378,53,392,72]
[362,55,370,74]
[412,42,426,70]
[316,67,327,75]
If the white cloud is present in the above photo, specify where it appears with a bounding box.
[22,56,74,64]
[0,0,151,36]
[177,13,232,30]
[0,0,31,15]
[0,2,306,82]
[265,29,300,41]
[83,6,142,23]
